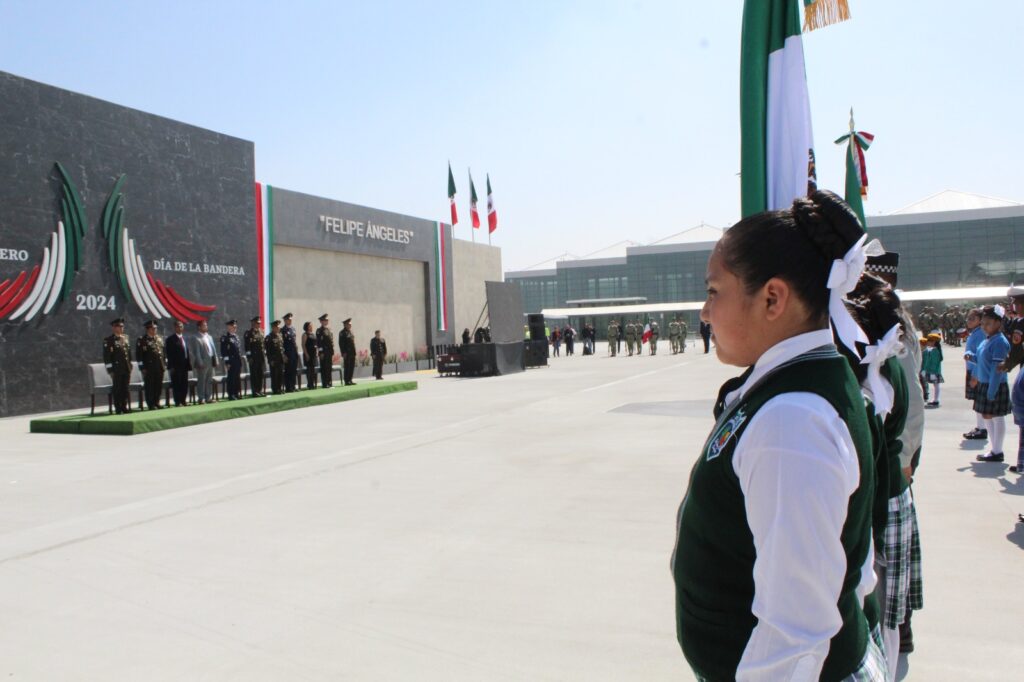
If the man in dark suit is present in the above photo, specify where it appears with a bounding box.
[265,319,286,395]
[370,330,387,380]
[340,317,357,385]
[282,312,299,392]
[220,319,242,400]
[165,319,191,406]
[699,320,712,354]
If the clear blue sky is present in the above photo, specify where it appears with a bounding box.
[2,1,1021,271]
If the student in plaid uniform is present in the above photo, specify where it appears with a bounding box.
[919,333,944,407]
[845,276,918,679]
[973,305,1012,462]
[673,191,885,681]
[962,308,987,440]
[1001,286,1024,474]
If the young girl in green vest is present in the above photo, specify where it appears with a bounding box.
[672,190,884,681]
[919,333,944,407]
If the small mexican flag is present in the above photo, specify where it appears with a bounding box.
[834,109,874,228]
[641,322,652,345]
[486,174,498,234]
[447,163,458,226]
[469,170,481,229]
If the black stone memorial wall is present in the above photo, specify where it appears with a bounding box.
[0,72,257,416]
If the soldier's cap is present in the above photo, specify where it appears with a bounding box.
[343,318,352,324]
[319,314,329,321]
[271,319,281,327]
[865,251,900,274]
[144,319,158,329]
[251,315,261,323]
[110,317,125,326]
[283,312,293,319]
[225,319,237,326]
[1007,283,1024,298]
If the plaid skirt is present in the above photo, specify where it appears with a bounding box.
[907,498,924,613]
[843,626,887,682]
[965,370,977,400]
[973,381,1011,416]
[883,489,914,630]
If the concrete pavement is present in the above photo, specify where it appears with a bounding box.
[0,339,1020,680]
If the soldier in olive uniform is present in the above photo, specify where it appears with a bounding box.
[135,319,166,409]
[103,317,132,414]
[265,319,286,395]
[668,319,680,354]
[340,317,357,385]
[370,329,387,380]
[649,320,660,355]
[316,314,335,388]
[624,320,636,356]
[220,319,242,400]
[282,312,299,392]
[677,317,688,353]
[606,319,619,357]
[244,315,267,397]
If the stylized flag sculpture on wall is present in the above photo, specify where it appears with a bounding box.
[740,0,851,218]
[447,163,458,227]
[0,163,86,322]
[835,109,874,228]
[469,170,481,229]
[487,174,498,234]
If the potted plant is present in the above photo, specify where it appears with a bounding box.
[383,353,397,374]
[414,345,431,370]
[353,349,373,378]
[396,350,416,374]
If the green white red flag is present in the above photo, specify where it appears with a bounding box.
[469,170,480,229]
[486,174,497,234]
[447,163,458,226]
[834,110,874,227]
[740,0,816,217]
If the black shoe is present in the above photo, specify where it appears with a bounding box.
[963,428,988,440]
[1009,465,1023,474]
[977,452,1005,463]
[345,381,356,386]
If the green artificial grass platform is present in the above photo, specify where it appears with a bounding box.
[30,381,417,436]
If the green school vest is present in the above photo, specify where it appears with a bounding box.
[672,346,875,681]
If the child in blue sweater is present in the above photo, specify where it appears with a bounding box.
[973,306,1011,462]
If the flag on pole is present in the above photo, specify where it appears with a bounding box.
[486,174,498,234]
[469,170,481,229]
[740,0,816,218]
[834,109,874,228]
[447,163,458,226]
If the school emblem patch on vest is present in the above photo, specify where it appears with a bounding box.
[707,408,747,461]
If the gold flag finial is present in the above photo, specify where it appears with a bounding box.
[804,0,852,32]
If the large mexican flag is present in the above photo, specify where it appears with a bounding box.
[740,0,815,218]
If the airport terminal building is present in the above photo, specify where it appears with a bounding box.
[0,71,500,416]
[506,195,1024,332]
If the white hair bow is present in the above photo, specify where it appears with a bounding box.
[993,304,1006,318]
[860,323,904,418]
[828,234,886,357]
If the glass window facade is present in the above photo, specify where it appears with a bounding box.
[506,207,1024,329]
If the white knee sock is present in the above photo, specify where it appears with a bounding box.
[882,626,900,682]
[984,418,994,442]
[932,383,941,402]
[991,416,1006,454]
[977,413,986,429]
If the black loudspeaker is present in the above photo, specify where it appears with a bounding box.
[524,339,549,367]
[527,313,546,341]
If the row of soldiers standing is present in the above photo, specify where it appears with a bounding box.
[101,313,368,413]
[603,317,689,357]
[917,305,967,347]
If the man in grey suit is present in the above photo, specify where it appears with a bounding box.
[190,319,220,404]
